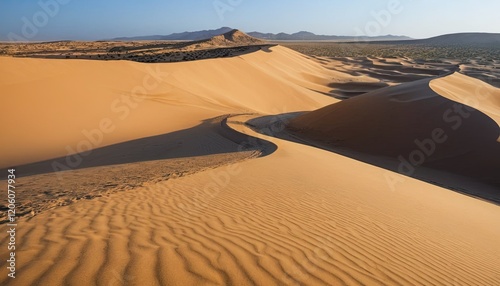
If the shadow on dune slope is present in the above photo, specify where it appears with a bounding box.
[13,115,277,178]
[251,77,500,203]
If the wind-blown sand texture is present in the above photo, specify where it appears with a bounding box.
[1,42,499,285]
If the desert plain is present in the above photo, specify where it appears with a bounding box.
[1,30,500,285]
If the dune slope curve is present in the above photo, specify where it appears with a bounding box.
[288,73,500,202]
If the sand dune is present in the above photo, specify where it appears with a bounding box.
[1,113,499,285]
[288,72,500,201]
[191,29,266,49]
[305,55,460,100]
[0,46,335,168]
[1,45,499,285]
[430,72,500,125]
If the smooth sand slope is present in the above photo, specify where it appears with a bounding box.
[1,46,499,285]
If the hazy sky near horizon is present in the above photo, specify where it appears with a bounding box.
[1,0,499,41]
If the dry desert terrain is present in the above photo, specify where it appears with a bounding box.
[1,31,499,285]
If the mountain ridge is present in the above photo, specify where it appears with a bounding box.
[370,32,500,47]
[112,28,500,47]
[112,27,412,42]
[247,30,411,41]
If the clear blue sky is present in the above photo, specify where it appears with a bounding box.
[1,0,499,41]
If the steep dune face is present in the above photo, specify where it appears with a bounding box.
[0,46,336,168]
[288,73,500,200]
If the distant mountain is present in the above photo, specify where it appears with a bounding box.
[114,27,235,41]
[414,33,500,46]
[112,29,500,47]
[247,31,412,42]
[372,33,500,47]
[112,27,412,42]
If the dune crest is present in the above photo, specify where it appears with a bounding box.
[430,72,500,126]
[194,29,266,48]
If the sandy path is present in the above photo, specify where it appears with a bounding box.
[1,114,499,286]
